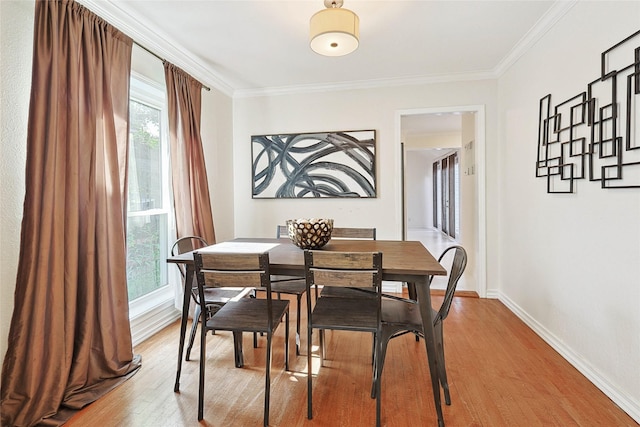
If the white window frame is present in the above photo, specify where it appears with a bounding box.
[127,72,180,345]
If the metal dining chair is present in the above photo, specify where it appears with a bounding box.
[194,251,290,426]
[304,249,384,426]
[371,245,467,406]
[170,236,250,361]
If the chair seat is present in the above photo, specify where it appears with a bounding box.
[320,286,377,298]
[270,274,303,283]
[207,298,290,333]
[311,296,378,332]
[380,298,436,329]
[258,278,306,295]
[202,287,253,303]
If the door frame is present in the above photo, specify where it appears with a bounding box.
[396,105,487,298]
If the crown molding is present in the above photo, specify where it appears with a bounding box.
[494,0,578,77]
[78,0,234,97]
[233,70,497,98]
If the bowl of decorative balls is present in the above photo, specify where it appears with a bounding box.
[286,218,334,249]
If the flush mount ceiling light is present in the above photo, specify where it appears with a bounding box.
[310,0,359,57]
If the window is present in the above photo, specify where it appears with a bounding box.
[432,151,459,239]
[127,74,176,320]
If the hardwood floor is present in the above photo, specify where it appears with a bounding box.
[66,295,637,426]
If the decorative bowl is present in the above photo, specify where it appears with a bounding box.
[286,218,334,249]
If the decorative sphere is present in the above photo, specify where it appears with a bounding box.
[286,218,334,249]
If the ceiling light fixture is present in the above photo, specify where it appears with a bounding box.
[310,0,359,57]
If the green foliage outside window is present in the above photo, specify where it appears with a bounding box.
[126,99,167,302]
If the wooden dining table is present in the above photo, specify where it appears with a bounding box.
[167,237,448,426]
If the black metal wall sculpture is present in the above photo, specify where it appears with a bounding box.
[251,130,376,198]
[536,30,640,193]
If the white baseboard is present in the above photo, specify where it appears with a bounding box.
[130,300,180,347]
[498,292,640,424]
[485,288,500,299]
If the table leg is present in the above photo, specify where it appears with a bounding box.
[413,278,445,427]
[174,265,193,392]
[233,331,244,368]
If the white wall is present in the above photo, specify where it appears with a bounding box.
[200,85,235,243]
[232,81,498,249]
[404,131,460,149]
[0,0,34,370]
[405,149,434,229]
[497,1,640,421]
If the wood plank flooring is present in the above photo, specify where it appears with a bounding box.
[66,295,637,426]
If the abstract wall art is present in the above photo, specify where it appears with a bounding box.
[251,130,376,198]
[536,30,640,193]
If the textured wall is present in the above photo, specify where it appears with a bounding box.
[497,1,640,421]
[0,0,34,367]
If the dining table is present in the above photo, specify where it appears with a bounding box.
[167,237,448,426]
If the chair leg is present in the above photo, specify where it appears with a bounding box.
[198,311,207,420]
[284,309,290,371]
[375,336,382,427]
[253,291,265,348]
[186,305,201,361]
[264,333,272,427]
[406,283,421,342]
[319,329,325,366]
[371,330,383,427]
[252,293,259,348]
[370,332,376,365]
[435,323,451,405]
[307,324,313,419]
[295,294,302,356]
[371,328,396,399]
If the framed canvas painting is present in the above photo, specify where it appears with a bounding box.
[251,130,377,198]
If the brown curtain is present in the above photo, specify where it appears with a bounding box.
[0,1,141,425]
[164,62,216,244]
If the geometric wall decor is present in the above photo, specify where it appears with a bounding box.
[251,130,376,198]
[536,30,640,193]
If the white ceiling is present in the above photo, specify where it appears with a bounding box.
[81,0,568,97]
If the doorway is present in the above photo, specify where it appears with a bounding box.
[397,106,486,297]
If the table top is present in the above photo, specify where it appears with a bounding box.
[167,237,446,280]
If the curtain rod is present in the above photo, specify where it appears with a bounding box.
[134,42,211,92]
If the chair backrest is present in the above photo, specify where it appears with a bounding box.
[277,225,376,240]
[433,245,467,325]
[171,236,208,278]
[332,227,377,240]
[194,251,270,289]
[193,251,275,325]
[304,250,383,291]
[276,225,288,239]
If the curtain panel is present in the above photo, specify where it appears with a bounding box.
[163,63,216,245]
[0,1,141,425]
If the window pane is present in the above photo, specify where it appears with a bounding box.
[129,100,163,212]
[127,213,168,301]
[126,93,171,304]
